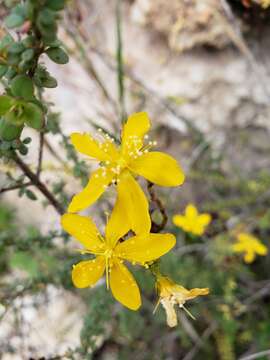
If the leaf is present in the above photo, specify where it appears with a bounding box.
[7,42,25,54]
[0,34,14,51]
[0,117,23,141]
[34,66,58,88]
[0,65,7,78]
[5,14,25,28]
[45,47,69,64]
[22,102,43,130]
[25,189,37,200]
[45,0,66,11]
[21,48,35,62]
[0,95,14,116]
[10,75,34,100]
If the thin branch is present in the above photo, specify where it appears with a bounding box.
[147,181,168,233]
[239,349,270,360]
[37,131,44,178]
[116,0,126,123]
[13,152,64,215]
[0,181,32,194]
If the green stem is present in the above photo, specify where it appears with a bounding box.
[116,0,126,123]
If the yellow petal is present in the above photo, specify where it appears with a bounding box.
[254,241,268,256]
[231,243,246,253]
[160,298,178,327]
[173,215,187,229]
[71,133,111,161]
[68,167,114,213]
[72,256,105,288]
[116,171,151,235]
[61,213,103,252]
[105,191,131,248]
[174,285,209,304]
[109,260,141,310]
[121,112,150,154]
[130,152,185,186]
[185,204,198,219]
[185,287,210,300]
[115,233,176,264]
[198,214,212,227]
[244,251,255,263]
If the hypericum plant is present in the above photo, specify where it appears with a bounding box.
[1,1,210,330]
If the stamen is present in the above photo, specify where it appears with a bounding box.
[181,305,196,320]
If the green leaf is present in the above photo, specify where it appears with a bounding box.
[34,67,57,88]
[22,103,43,129]
[7,42,25,54]
[10,75,34,100]
[0,65,7,78]
[45,0,66,11]
[21,48,35,61]
[25,189,37,200]
[0,95,14,116]
[45,47,69,64]
[5,14,25,28]
[0,34,14,51]
[0,117,23,141]
[38,8,56,26]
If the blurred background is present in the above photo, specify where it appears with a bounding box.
[1,0,270,359]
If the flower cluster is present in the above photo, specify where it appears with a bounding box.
[61,112,209,325]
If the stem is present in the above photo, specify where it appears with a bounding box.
[147,181,168,233]
[13,152,64,215]
[0,181,32,194]
[116,0,126,123]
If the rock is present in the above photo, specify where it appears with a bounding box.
[131,0,232,52]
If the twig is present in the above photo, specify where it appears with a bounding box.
[0,181,32,194]
[147,181,168,232]
[37,131,44,178]
[239,349,270,360]
[182,321,218,360]
[13,152,64,215]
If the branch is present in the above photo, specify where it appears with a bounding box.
[0,181,32,194]
[147,181,168,233]
[12,152,64,215]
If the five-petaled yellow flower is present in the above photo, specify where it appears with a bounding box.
[155,276,209,327]
[173,203,211,236]
[68,112,185,224]
[61,197,176,310]
[232,232,268,263]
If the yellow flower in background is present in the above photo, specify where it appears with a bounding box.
[173,203,211,236]
[232,232,268,263]
[155,276,209,327]
[68,112,185,215]
[61,197,176,311]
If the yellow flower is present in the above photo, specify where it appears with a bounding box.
[232,232,268,263]
[173,203,211,236]
[68,112,185,219]
[155,276,209,327]
[61,199,176,311]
